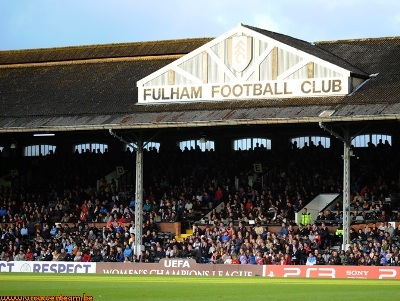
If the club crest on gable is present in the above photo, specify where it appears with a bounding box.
[229,36,252,73]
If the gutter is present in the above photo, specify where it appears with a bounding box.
[0,114,398,133]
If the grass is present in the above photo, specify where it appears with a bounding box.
[0,274,398,301]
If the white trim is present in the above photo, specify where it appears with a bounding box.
[277,59,309,80]
[242,44,274,81]
[348,78,371,96]
[171,66,203,85]
[138,24,353,90]
[137,26,241,86]
[205,48,236,82]
[239,26,351,76]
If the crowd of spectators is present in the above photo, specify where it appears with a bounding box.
[0,139,399,266]
[2,213,400,267]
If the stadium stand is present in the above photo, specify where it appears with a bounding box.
[0,142,399,265]
[0,24,399,266]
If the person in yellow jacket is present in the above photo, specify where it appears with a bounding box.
[301,207,312,226]
[335,225,344,245]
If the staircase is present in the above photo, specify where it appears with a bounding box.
[175,228,193,242]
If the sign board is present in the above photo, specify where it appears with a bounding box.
[2,260,400,279]
[139,78,349,103]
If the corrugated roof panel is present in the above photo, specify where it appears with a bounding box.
[0,38,213,64]
[0,30,399,133]
[334,103,400,117]
[0,102,398,132]
[242,24,369,77]
[316,37,400,75]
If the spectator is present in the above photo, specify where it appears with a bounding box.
[328,251,341,265]
[25,247,34,261]
[57,248,67,261]
[231,253,240,264]
[239,249,248,264]
[315,250,325,265]
[316,211,326,222]
[14,249,26,261]
[42,249,53,261]
[305,252,316,265]
[325,210,335,221]
[116,247,124,262]
[301,208,312,226]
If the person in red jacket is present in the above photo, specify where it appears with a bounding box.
[231,253,240,264]
[25,247,34,261]
[82,249,91,262]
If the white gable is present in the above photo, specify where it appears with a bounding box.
[137,24,352,103]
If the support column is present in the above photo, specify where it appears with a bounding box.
[134,139,144,256]
[318,123,352,251]
[342,133,351,250]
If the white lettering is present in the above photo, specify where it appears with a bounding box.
[139,78,348,103]
[306,268,336,278]
[379,269,397,279]
[283,267,301,278]
[346,270,369,277]
[164,259,190,268]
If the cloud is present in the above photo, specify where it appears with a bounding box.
[316,0,358,10]
[395,12,400,25]
[1,0,400,50]
[252,14,282,33]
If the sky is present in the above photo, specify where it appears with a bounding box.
[1,0,400,51]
